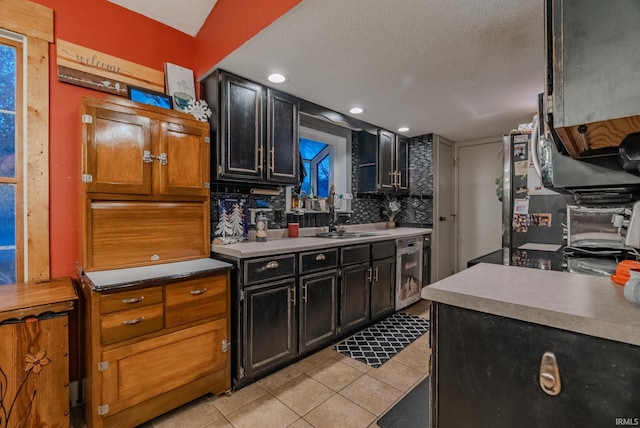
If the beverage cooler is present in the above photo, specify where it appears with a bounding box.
[395,236,423,310]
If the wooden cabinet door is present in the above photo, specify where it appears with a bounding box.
[357,131,379,193]
[220,74,264,181]
[157,119,210,197]
[243,279,297,379]
[396,135,410,193]
[340,262,370,334]
[83,106,153,195]
[435,304,640,427]
[266,89,299,184]
[377,129,396,191]
[100,319,228,418]
[299,270,337,355]
[370,257,395,321]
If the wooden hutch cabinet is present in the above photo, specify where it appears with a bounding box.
[79,97,232,428]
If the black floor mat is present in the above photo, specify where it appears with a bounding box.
[333,312,430,368]
[377,376,429,428]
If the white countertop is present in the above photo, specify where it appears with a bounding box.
[211,226,432,259]
[422,263,640,346]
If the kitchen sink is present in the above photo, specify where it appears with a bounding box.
[315,231,388,239]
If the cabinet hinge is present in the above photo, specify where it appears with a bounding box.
[82,174,93,183]
[453,157,458,167]
[337,269,342,277]
[204,182,210,189]
[545,95,554,115]
[218,165,224,176]
[239,289,245,302]
[97,404,109,416]
[221,339,230,353]
[204,136,211,144]
[98,361,109,372]
[239,367,245,378]
[82,114,93,124]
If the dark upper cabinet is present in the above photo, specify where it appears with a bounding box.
[201,70,299,185]
[357,130,409,193]
[267,89,299,184]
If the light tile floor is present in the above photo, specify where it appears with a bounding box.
[80,299,431,428]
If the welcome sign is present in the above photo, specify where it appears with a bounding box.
[56,39,165,95]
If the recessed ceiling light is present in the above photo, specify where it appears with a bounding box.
[350,107,363,114]
[268,73,286,83]
[398,127,410,133]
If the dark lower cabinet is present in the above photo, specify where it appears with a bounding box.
[299,270,338,355]
[432,303,640,428]
[340,262,371,334]
[370,257,395,320]
[244,279,297,380]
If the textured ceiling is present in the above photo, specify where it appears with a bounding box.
[113,0,544,142]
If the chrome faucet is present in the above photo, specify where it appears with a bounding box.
[328,185,338,233]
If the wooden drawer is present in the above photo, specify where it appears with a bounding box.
[165,275,228,328]
[372,240,395,260]
[341,244,370,266]
[100,319,228,417]
[101,304,164,345]
[100,286,163,314]
[300,248,338,274]
[244,254,296,285]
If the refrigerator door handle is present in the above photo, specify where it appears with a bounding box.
[530,114,543,179]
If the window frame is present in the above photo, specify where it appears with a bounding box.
[1,1,53,282]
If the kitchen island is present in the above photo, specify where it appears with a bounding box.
[422,263,640,427]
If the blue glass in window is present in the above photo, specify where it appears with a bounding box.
[0,183,16,284]
[299,138,327,160]
[301,161,311,196]
[0,112,16,177]
[317,154,330,197]
[0,44,16,112]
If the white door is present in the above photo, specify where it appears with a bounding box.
[456,140,503,270]
[433,135,455,281]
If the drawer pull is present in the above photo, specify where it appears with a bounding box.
[190,288,208,296]
[374,266,379,281]
[315,253,326,261]
[122,296,144,304]
[122,316,144,325]
[266,261,280,269]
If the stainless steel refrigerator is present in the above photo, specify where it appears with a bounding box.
[501,132,573,250]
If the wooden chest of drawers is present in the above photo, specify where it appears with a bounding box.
[80,260,231,428]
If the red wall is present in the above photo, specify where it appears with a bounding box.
[32,0,299,278]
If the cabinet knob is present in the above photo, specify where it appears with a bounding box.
[315,253,326,261]
[539,351,561,396]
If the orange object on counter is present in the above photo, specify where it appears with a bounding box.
[610,260,640,285]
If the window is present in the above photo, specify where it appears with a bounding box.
[0,36,22,284]
[299,138,333,198]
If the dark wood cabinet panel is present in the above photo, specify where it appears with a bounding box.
[220,74,263,180]
[433,303,640,428]
[357,129,409,194]
[396,135,409,191]
[340,262,371,334]
[378,130,396,191]
[299,270,338,354]
[267,89,299,184]
[300,248,338,275]
[370,257,394,320]
[244,279,297,379]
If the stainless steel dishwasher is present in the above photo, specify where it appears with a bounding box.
[395,235,424,310]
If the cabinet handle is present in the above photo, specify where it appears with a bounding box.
[157,152,168,166]
[396,171,402,188]
[539,351,561,396]
[122,296,144,304]
[374,266,379,281]
[315,253,326,261]
[190,288,208,296]
[270,148,275,173]
[258,146,263,172]
[366,267,372,282]
[122,316,144,325]
[291,287,296,305]
[265,261,280,269]
[302,284,308,302]
[143,150,154,164]
[389,171,396,186]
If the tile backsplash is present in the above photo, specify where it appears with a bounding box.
[210,132,434,240]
